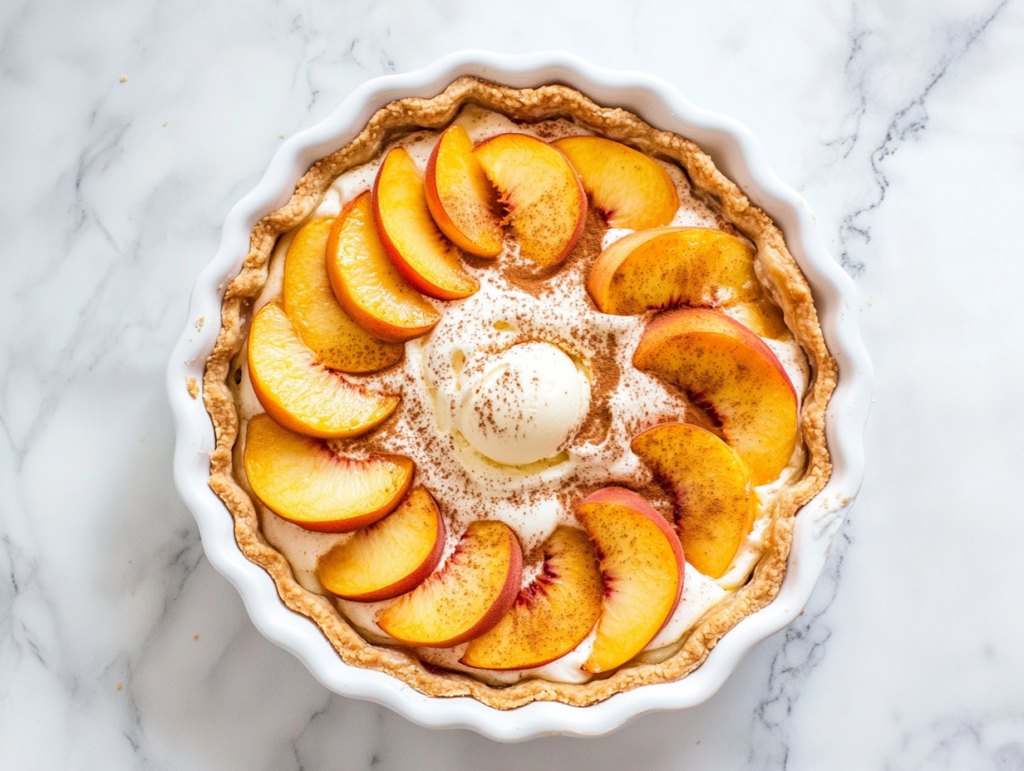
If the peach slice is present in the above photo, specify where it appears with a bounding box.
[554,136,678,229]
[473,133,587,266]
[631,422,756,578]
[460,526,603,670]
[316,487,445,600]
[282,216,404,373]
[425,125,504,257]
[588,227,757,313]
[326,192,441,343]
[372,147,480,300]
[247,303,399,438]
[243,414,413,533]
[726,296,790,341]
[377,520,523,648]
[587,226,786,338]
[576,487,685,674]
[633,308,798,485]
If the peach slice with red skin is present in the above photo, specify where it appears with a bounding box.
[372,147,480,300]
[316,487,445,601]
[631,422,756,579]
[587,226,787,339]
[575,487,685,674]
[326,192,441,343]
[425,124,504,258]
[247,303,398,438]
[460,526,603,671]
[554,136,679,230]
[377,520,523,648]
[633,308,798,485]
[473,133,587,266]
[243,413,413,533]
[282,216,404,373]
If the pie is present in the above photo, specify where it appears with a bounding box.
[201,77,837,709]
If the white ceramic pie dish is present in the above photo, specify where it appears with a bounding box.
[167,50,872,741]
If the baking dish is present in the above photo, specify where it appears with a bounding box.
[167,50,872,741]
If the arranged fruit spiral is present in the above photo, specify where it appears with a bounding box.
[241,124,801,678]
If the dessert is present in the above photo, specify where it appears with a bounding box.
[202,77,837,709]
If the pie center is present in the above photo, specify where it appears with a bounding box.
[456,341,589,466]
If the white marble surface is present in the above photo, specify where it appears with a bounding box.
[2,0,1023,767]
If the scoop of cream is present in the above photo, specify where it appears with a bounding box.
[457,342,589,466]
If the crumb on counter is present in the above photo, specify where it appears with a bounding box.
[195,316,205,331]
[186,377,199,399]
[119,75,128,83]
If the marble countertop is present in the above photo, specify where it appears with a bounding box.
[3,0,1023,768]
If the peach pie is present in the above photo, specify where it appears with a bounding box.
[202,77,837,709]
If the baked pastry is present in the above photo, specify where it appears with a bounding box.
[202,77,837,709]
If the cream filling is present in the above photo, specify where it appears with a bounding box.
[238,106,812,684]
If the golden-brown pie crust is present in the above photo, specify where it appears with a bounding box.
[202,77,837,709]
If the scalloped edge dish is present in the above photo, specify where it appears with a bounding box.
[167,51,872,741]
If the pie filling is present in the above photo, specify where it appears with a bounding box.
[229,105,811,686]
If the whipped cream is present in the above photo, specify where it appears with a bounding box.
[452,340,589,466]
[238,106,812,684]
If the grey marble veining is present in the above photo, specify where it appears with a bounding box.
[2,0,1023,768]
